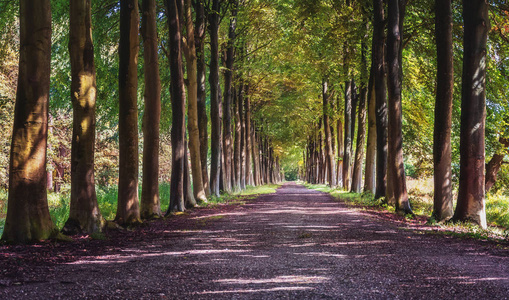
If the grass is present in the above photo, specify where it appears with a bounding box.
[305,178,509,240]
[0,182,278,237]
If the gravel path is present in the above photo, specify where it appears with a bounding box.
[1,182,508,299]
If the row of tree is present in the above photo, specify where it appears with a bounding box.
[303,0,494,228]
[1,0,283,243]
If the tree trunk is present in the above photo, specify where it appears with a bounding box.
[183,0,207,203]
[64,0,105,234]
[244,86,253,186]
[373,0,388,201]
[432,0,453,222]
[452,0,489,228]
[222,0,238,193]
[239,85,246,190]
[208,0,222,197]
[252,122,260,186]
[343,81,352,189]
[166,0,186,212]
[140,0,162,220]
[364,66,376,193]
[485,138,509,192]
[336,99,344,188]
[323,79,336,187]
[352,35,368,193]
[184,138,197,208]
[116,0,141,225]
[233,87,242,191]
[194,0,210,197]
[386,0,412,214]
[1,0,57,243]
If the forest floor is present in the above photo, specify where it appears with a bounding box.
[0,182,509,299]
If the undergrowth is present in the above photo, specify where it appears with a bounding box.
[0,183,278,237]
[305,180,509,240]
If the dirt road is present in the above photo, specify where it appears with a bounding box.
[1,182,508,299]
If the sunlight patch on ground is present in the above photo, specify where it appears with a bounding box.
[66,249,251,265]
[197,286,313,294]
[321,240,393,246]
[215,275,329,285]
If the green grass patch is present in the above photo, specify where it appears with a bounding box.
[304,181,509,240]
[0,182,277,237]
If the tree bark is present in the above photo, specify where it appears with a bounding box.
[239,85,246,190]
[140,0,162,220]
[194,0,210,197]
[222,0,238,193]
[364,67,376,193]
[485,138,509,192]
[183,0,207,203]
[184,138,197,208]
[166,0,186,212]
[233,87,242,191]
[116,0,141,225]
[386,0,412,214]
[432,0,453,221]
[208,0,222,197]
[64,0,105,234]
[373,0,388,201]
[323,79,336,187]
[336,98,344,188]
[343,81,352,189]
[244,85,253,186]
[1,0,57,243]
[352,36,368,193]
[453,0,489,228]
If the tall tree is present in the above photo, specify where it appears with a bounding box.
[432,0,453,222]
[183,0,207,203]
[208,0,222,197]
[194,0,210,196]
[222,0,238,193]
[116,0,141,225]
[323,79,336,187]
[343,80,352,189]
[64,0,105,233]
[140,0,162,219]
[364,68,376,193]
[386,0,412,214]
[167,0,186,212]
[373,0,388,201]
[244,85,253,186]
[452,0,489,228]
[1,0,57,243]
[233,87,242,190]
[352,34,368,193]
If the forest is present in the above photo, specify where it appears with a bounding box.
[0,0,508,244]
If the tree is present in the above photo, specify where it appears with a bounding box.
[167,0,186,212]
[364,68,376,193]
[386,0,412,214]
[140,0,162,219]
[432,0,453,222]
[352,32,368,193]
[183,0,207,203]
[343,80,353,189]
[1,0,57,243]
[194,0,210,196]
[373,0,388,201]
[222,0,238,193]
[64,0,105,233]
[323,79,336,187]
[208,0,222,197]
[244,85,253,186]
[116,0,141,225]
[452,0,489,228]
